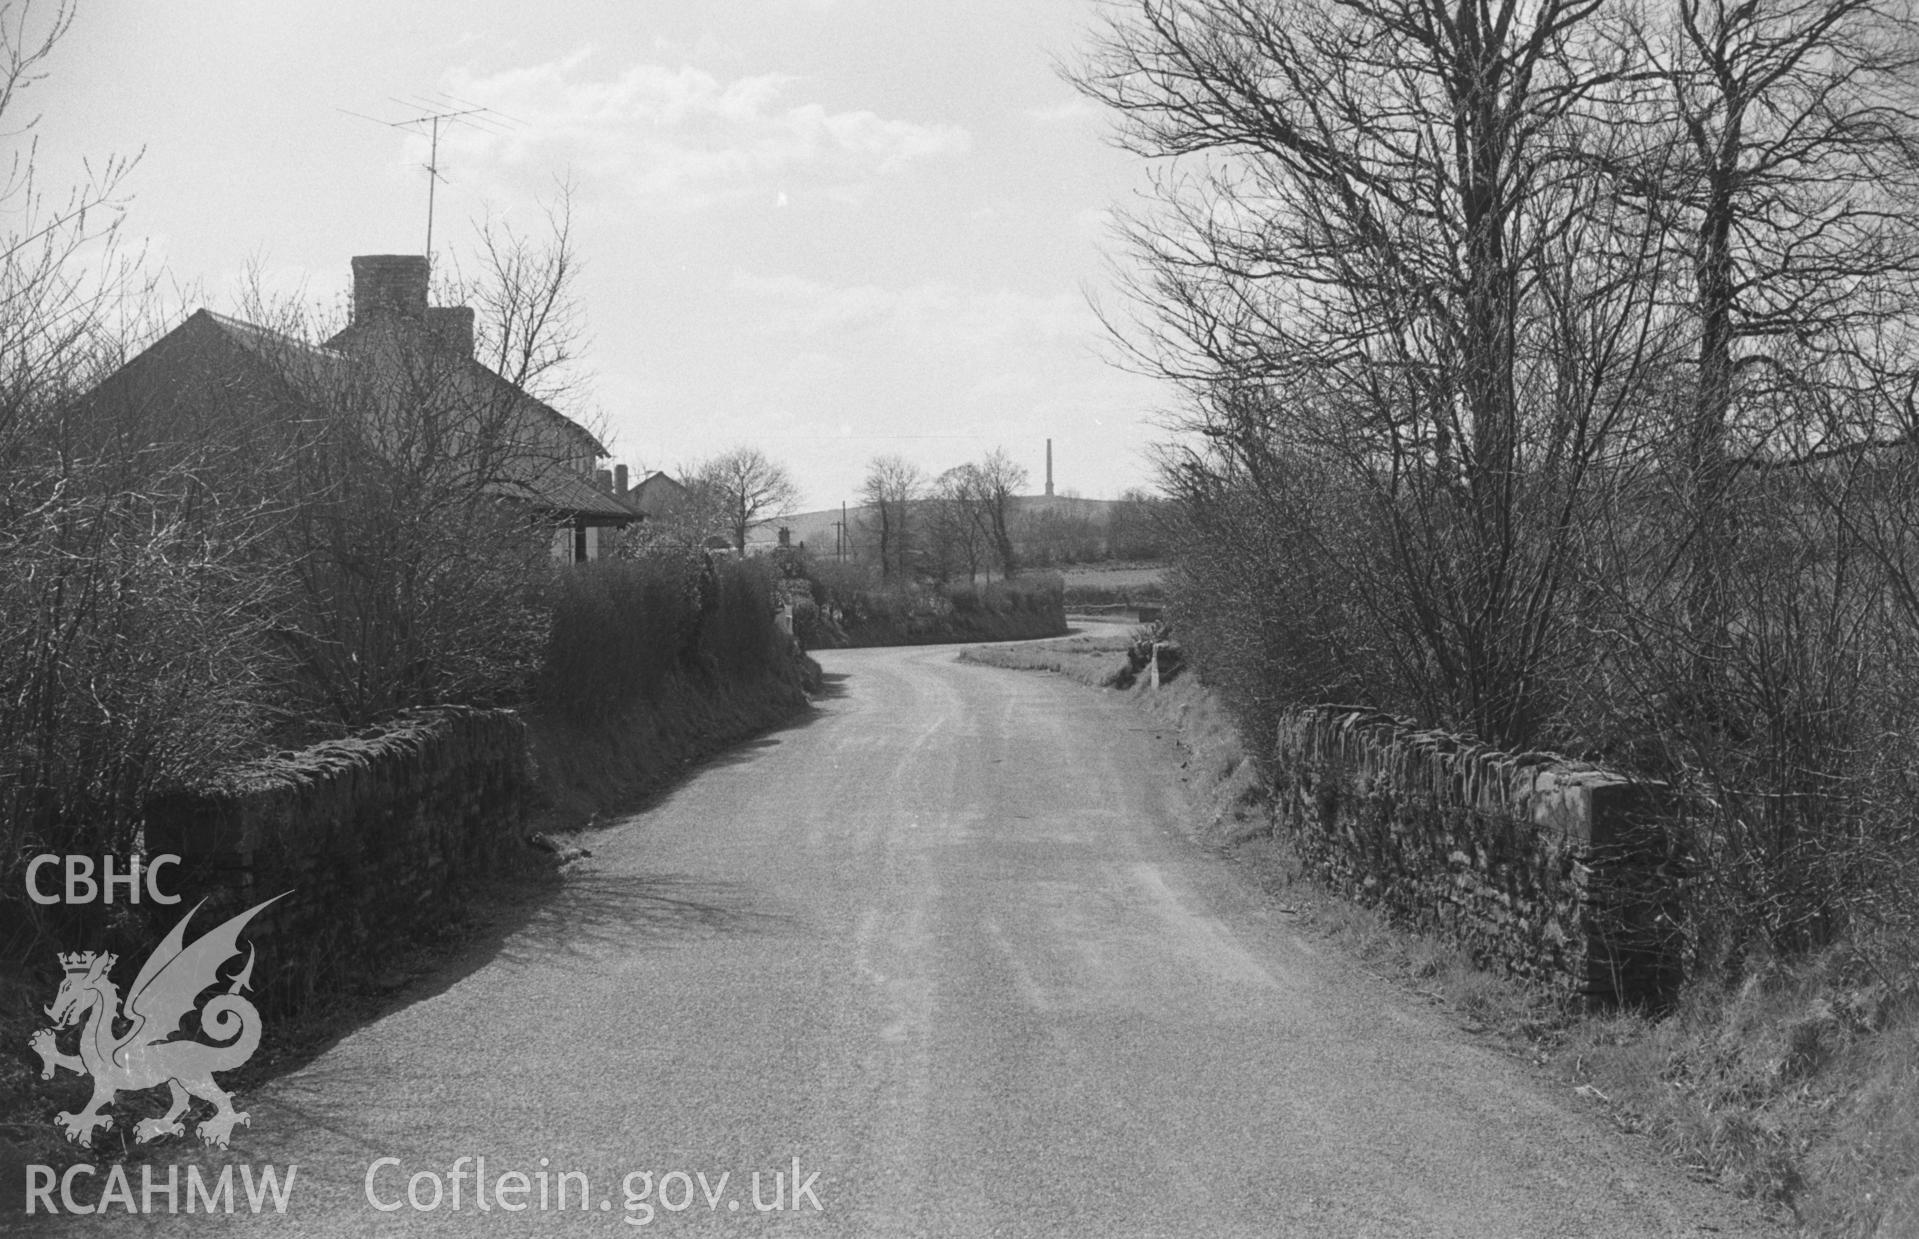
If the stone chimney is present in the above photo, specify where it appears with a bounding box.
[351,255,430,323]
[595,468,613,494]
[614,464,629,494]
[427,306,474,357]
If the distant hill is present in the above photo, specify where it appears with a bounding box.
[768,494,1121,553]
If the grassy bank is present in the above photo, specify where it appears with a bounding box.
[527,667,815,827]
[531,553,819,824]
[965,630,1919,1235]
[957,626,1135,684]
[529,552,821,824]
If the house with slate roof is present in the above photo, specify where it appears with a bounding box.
[84,254,632,562]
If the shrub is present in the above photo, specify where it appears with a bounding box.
[775,552,1064,647]
[536,552,793,726]
[1,403,283,954]
[536,553,701,724]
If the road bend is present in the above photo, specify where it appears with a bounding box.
[26,643,1782,1237]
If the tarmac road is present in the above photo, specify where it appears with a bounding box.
[23,643,1784,1237]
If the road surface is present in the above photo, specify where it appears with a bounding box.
[23,644,1782,1237]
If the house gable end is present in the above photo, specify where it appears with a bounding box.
[83,310,324,455]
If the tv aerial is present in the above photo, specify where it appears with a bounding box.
[340,94,517,270]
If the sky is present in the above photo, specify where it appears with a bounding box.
[24,0,1179,510]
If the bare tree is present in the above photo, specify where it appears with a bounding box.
[455,186,592,422]
[860,453,926,578]
[972,447,1029,579]
[0,1,142,457]
[1107,486,1167,560]
[1077,0,1919,967]
[690,446,801,553]
[226,199,595,726]
[1014,502,1103,566]
[1074,0,1670,744]
[0,1,276,913]
[928,464,991,582]
[1606,0,1919,687]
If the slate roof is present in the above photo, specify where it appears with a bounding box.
[202,310,351,374]
[491,463,634,523]
[96,308,627,525]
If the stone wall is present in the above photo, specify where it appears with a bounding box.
[1272,706,1684,1007]
[144,706,531,1014]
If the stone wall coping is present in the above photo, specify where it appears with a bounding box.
[1286,703,1662,825]
[198,706,523,797]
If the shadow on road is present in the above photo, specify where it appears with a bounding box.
[230,865,804,1107]
[497,871,801,971]
[688,696,836,774]
[203,697,842,1112]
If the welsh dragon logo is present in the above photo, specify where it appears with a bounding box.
[29,894,285,1149]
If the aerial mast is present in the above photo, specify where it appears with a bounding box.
[340,97,510,272]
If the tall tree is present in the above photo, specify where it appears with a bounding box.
[973,447,1029,579]
[1074,0,1663,744]
[929,464,991,582]
[691,446,801,554]
[860,453,926,578]
[1623,0,1919,684]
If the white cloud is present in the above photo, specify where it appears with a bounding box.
[433,51,970,210]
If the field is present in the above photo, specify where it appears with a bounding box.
[1058,562,1168,618]
[1057,562,1166,591]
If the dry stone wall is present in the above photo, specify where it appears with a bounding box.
[143,706,531,1013]
[1273,706,1684,1007]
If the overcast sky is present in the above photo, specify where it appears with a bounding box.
[27,0,1175,509]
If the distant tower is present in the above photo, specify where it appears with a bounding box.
[1045,438,1054,497]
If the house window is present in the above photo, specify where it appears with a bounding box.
[573,521,588,563]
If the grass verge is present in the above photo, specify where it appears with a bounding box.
[527,662,816,829]
[957,626,1135,686]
